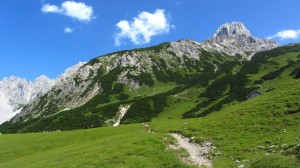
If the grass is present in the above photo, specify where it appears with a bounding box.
[157,86,202,120]
[1,44,300,167]
[1,79,299,167]
[0,124,191,168]
[125,82,177,99]
[250,154,300,168]
[153,79,300,167]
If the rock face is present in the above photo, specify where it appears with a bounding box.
[113,104,131,127]
[165,22,279,60]
[12,62,103,122]
[0,90,15,124]
[4,21,280,124]
[0,76,54,124]
[51,61,99,108]
[213,22,251,37]
[204,22,279,59]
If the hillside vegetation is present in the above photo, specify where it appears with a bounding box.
[1,43,299,133]
[0,124,192,168]
[0,76,299,167]
[0,44,299,167]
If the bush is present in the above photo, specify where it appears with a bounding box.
[126,72,155,86]
[250,155,300,168]
[138,72,155,86]
[111,83,125,94]
[261,63,292,81]
[100,67,122,92]
[121,98,153,124]
[153,69,170,83]
[117,93,129,101]
[290,67,300,79]
[73,75,82,86]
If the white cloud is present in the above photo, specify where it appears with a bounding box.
[268,29,300,40]
[64,27,73,33]
[41,1,94,22]
[41,4,62,13]
[61,1,94,22]
[114,9,171,46]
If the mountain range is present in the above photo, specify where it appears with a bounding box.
[1,21,300,167]
[0,21,284,132]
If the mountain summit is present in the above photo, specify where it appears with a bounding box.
[213,22,251,37]
[204,21,279,58]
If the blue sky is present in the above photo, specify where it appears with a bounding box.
[1,0,299,80]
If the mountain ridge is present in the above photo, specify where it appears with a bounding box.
[0,21,299,168]
[0,21,279,126]
[0,62,88,124]
[0,75,54,124]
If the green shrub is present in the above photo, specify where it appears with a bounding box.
[250,155,300,168]
[153,69,170,83]
[126,72,155,86]
[111,83,125,93]
[100,67,122,92]
[138,72,155,86]
[73,75,82,86]
[121,98,153,124]
[261,62,294,81]
[117,93,129,100]
[290,67,300,79]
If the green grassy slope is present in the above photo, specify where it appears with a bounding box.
[153,78,300,167]
[0,78,298,168]
[0,44,300,167]
[0,124,192,168]
[1,44,299,133]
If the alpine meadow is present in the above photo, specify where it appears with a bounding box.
[0,1,300,167]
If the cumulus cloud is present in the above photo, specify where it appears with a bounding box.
[268,29,300,40]
[64,27,73,33]
[41,4,62,13]
[114,9,171,46]
[41,1,94,22]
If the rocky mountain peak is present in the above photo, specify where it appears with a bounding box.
[204,21,279,59]
[34,75,52,83]
[55,62,86,84]
[213,22,251,37]
[0,76,54,124]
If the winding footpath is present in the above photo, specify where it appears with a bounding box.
[170,133,212,168]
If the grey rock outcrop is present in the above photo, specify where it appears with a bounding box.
[12,62,103,122]
[213,22,251,37]
[0,76,54,123]
[204,22,279,59]
[166,22,279,60]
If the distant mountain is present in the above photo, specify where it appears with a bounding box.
[204,22,279,59]
[0,75,54,124]
[0,22,284,132]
